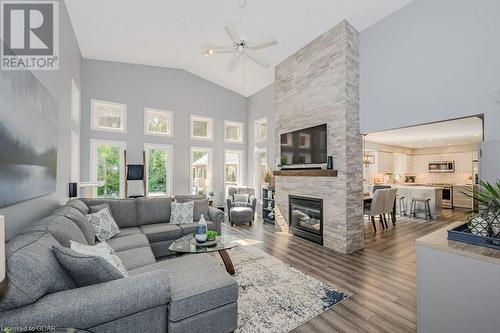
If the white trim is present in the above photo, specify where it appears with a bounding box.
[254,116,267,143]
[189,146,214,196]
[70,130,80,183]
[224,120,244,144]
[70,79,81,125]
[144,107,173,137]
[254,146,267,199]
[91,99,127,133]
[224,149,244,193]
[190,114,213,141]
[144,143,173,196]
[90,139,127,198]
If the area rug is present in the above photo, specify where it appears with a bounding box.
[210,243,349,333]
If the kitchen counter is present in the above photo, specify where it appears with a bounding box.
[416,223,500,333]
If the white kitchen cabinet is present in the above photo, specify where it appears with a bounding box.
[412,155,428,173]
[454,152,473,174]
[378,152,394,173]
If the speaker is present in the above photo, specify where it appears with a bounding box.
[327,156,333,169]
[69,182,78,198]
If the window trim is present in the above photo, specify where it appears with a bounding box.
[144,107,173,137]
[224,149,244,192]
[190,114,213,141]
[190,146,214,196]
[144,143,173,196]
[91,99,127,133]
[71,79,81,125]
[254,146,267,199]
[90,139,127,198]
[254,117,267,143]
[70,129,80,183]
[224,120,244,144]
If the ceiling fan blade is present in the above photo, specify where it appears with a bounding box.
[249,40,278,50]
[225,22,240,43]
[246,51,270,68]
[203,47,235,55]
[227,53,241,72]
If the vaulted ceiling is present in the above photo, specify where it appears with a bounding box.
[65,0,414,97]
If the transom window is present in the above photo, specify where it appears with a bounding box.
[254,117,267,142]
[191,115,213,140]
[224,121,244,143]
[144,108,173,137]
[91,99,127,132]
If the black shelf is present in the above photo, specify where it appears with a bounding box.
[262,187,275,225]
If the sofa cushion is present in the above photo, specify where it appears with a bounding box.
[129,254,238,322]
[140,223,182,243]
[54,205,95,245]
[175,195,205,203]
[193,199,209,221]
[53,245,125,287]
[107,233,150,252]
[88,203,113,214]
[136,196,172,226]
[0,232,75,311]
[80,198,137,228]
[178,221,215,236]
[22,214,88,247]
[112,227,143,238]
[116,246,156,270]
[66,198,89,215]
[86,207,120,241]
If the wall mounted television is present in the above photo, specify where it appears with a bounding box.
[280,124,327,169]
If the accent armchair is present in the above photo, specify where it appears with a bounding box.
[226,186,257,226]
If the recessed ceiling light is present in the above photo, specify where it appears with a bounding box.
[475,134,480,137]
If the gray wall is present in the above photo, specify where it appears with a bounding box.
[0,0,82,239]
[246,84,275,187]
[81,59,248,204]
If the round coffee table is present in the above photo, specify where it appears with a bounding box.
[168,234,239,275]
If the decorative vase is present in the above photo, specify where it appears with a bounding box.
[195,214,208,243]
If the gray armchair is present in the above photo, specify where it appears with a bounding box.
[226,186,257,226]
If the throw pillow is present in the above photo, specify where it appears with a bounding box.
[53,243,127,287]
[86,207,120,241]
[171,201,194,224]
[234,193,249,203]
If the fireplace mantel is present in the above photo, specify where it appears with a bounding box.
[273,170,338,177]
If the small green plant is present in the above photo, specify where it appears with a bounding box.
[207,230,218,239]
[264,170,272,183]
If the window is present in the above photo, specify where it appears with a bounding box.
[144,108,173,137]
[91,99,127,132]
[70,130,80,182]
[71,79,80,124]
[191,115,213,140]
[254,117,267,142]
[90,140,126,198]
[224,121,244,143]
[190,146,213,197]
[225,150,243,191]
[144,143,173,196]
[254,148,268,199]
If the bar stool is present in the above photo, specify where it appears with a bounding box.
[397,195,407,216]
[410,198,432,220]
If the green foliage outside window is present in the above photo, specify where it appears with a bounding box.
[97,146,120,197]
[148,149,167,193]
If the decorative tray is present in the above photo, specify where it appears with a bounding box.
[190,237,218,247]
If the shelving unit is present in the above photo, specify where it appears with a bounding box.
[262,187,275,225]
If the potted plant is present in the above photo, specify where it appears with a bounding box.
[263,170,272,188]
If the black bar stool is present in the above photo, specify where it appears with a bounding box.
[397,195,407,216]
[410,198,432,220]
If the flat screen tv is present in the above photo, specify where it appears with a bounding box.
[280,124,327,167]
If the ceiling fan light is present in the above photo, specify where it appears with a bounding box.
[205,49,214,56]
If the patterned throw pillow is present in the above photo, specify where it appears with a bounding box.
[86,207,120,241]
[171,201,194,224]
[70,241,128,277]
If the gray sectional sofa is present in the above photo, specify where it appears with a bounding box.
[0,196,238,333]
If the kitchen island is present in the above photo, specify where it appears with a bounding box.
[365,184,442,219]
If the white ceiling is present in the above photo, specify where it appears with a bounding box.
[64,0,414,97]
[366,117,483,148]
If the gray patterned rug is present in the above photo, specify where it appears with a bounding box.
[210,242,349,333]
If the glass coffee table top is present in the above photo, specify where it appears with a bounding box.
[169,234,239,254]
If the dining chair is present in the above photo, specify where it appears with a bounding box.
[383,189,398,228]
[365,189,387,232]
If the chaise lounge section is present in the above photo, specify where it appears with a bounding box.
[0,196,237,333]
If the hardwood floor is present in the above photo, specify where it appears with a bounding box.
[222,209,470,333]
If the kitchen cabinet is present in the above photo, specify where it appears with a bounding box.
[412,155,428,173]
[378,152,394,173]
[453,185,473,209]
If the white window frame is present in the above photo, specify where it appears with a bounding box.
[71,79,81,124]
[254,146,267,199]
[254,117,267,143]
[190,146,214,196]
[91,99,127,133]
[224,120,244,144]
[90,139,127,198]
[224,149,244,191]
[190,114,213,141]
[144,107,173,137]
[70,130,80,183]
[144,143,173,196]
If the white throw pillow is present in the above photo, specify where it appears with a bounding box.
[70,240,128,277]
[171,201,194,224]
[234,193,249,203]
[86,207,120,241]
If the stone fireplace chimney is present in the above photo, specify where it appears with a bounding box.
[273,20,364,254]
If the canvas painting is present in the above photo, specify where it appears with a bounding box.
[0,70,58,207]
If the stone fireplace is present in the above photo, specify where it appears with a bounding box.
[273,20,364,254]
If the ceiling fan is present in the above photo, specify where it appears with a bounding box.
[204,22,278,72]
